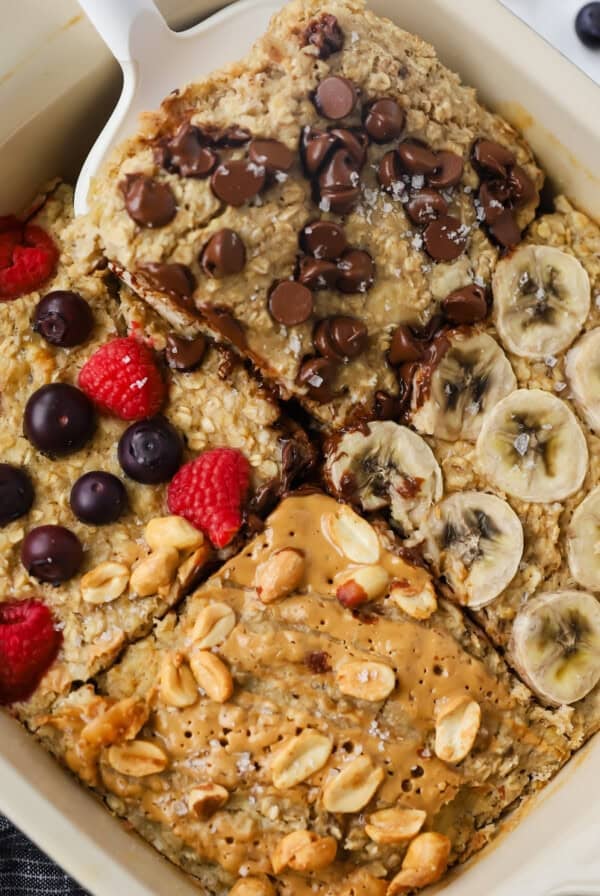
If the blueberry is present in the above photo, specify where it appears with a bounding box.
[33,290,94,347]
[70,472,128,525]
[576,3,600,48]
[21,525,83,584]
[24,383,95,457]
[118,416,183,484]
[0,464,34,526]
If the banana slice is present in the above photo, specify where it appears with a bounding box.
[510,590,600,705]
[411,331,516,442]
[567,486,600,591]
[566,327,600,432]
[425,491,523,609]
[476,389,588,502]
[324,421,443,537]
[492,244,590,359]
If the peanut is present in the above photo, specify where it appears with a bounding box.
[145,515,204,552]
[189,650,233,703]
[389,579,437,620]
[271,829,337,874]
[80,561,129,605]
[254,548,305,603]
[187,783,229,818]
[365,807,426,844]
[159,652,198,708]
[191,602,236,649]
[323,507,380,564]
[271,729,333,789]
[336,660,395,702]
[322,755,384,813]
[130,547,179,597]
[106,740,168,777]
[229,878,275,896]
[387,832,451,895]
[335,565,389,608]
[434,695,481,764]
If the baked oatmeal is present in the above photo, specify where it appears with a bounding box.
[2,0,600,892]
[84,0,542,429]
[35,494,570,895]
[0,183,309,719]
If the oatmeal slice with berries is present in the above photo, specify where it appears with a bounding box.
[36,494,570,896]
[84,0,541,428]
[0,183,310,719]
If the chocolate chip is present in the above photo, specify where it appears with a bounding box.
[320,186,360,215]
[0,464,34,526]
[313,76,357,120]
[200,228,246,277]
[374,388,407,420]
[165,333,208,372]
[70,471,128,525]
[210,159,266,206]
[378,150,403,191]
[300,221,347,260]
[305,650,332,673]
[300,127,338,175]
[297,356,339,402]
[423,214,468,261]
[441,284,488,324]
[211,125,252,147]
[472,139,515,178]
[268,281,314,325]
[24,383,95,457]
[427,151,464,189]
[137,262,196,299]
[328,128,369,168]
[297,257,339,290]
[33,290,94,348]
[248,139,295,174]
[163,121,218,177]
[120,174,176,227]
[397,141,438,175]
[318,149,361,214]
[508,165,536,207]
[388,324,424,365]
[303,14,344,59]
[21,525,83,584]
[314,316,368,360]
[489,208,522,249]
[363,98,405,143]
[337,249,375,294]
[202,306,246,349]
[478,182,509,224]
[406,189,447,225]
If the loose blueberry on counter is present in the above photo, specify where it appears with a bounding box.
[70,471,128,525]
[24,383,95,456]
[0,464,34,526]
[21,524,83,584]
[33,290,94,347]
[576,3,600,47]
[118,416,183,484]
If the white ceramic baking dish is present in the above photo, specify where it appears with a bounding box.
[2,1,600,893]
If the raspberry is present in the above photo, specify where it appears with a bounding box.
[0,598,62,705]
[167,448,250,548]
[78,336,167,420]
[0,215,58,301]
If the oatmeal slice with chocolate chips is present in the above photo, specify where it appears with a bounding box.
[36,494,570,895]
[84,0,541,428]
[0,183,308,720]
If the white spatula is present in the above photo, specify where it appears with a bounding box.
[74,0,283,215]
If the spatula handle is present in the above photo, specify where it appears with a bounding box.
[76,0,169,63]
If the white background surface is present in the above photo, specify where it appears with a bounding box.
[501,0,600,84]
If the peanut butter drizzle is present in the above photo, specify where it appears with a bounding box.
[91,494,536,886]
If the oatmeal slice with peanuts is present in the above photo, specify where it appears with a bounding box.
[36,494,570,895]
